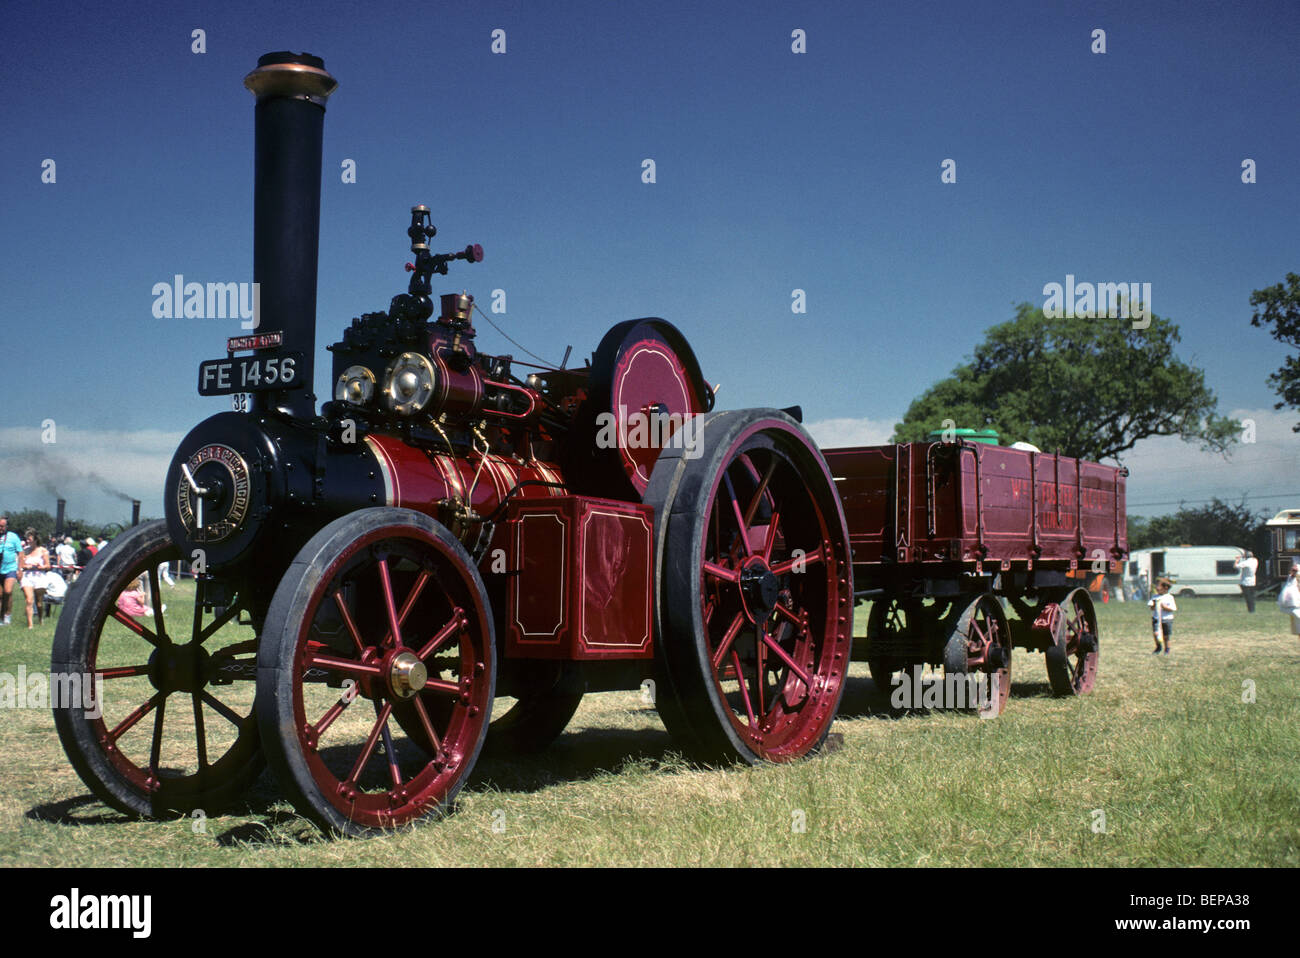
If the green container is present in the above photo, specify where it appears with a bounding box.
[926,427,1000,444]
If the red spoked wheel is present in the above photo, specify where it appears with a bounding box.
[942,593,1012,716]
[644,409,853,764]
[51,519,263,817]
[1042,587,1099,695]
[256,509,494,837]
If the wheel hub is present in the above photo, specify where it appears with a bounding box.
[740,561,780,619]
[148,642,211,695]
[388,650,428,700]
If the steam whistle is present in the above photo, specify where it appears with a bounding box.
[396,206,483,324]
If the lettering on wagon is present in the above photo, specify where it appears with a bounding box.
[1007,479,1111,510]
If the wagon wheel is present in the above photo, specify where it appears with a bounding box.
[51,519,263,817]
[1042,587,1099,695]
[485,661,584,754]
[256,508,494,836]
[942,593,1011,716]
[644,409,853,764]
[865,597,922,694]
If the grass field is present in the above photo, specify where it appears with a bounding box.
[1,584,1297,867]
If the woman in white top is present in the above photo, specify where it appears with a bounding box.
[17,529,50,629]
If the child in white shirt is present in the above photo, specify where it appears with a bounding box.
[1149,577,1177,655]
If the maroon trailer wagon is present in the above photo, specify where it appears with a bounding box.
[824,440,1127,712]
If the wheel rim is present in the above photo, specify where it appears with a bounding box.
[692,428,850,759]
[1059,588,1099,694]
[948,594,1011,714]
[58,524,260,813]
[288,526,492,829]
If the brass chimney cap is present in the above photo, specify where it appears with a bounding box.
[244,51,337,106]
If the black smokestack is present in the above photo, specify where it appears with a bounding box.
[55,499,66,537]
[131,500,141,527]
[244,52,338,419]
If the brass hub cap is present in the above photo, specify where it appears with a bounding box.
[388,651,428,700]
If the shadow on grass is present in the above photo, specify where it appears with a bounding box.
[26,795,132,827]
[838,674,1057,720]
[29,726,697,844]
[836,675,923,720]
[213,813,325,847]
[1010,681,1056,699]
[469,725,682,793]
[24,771,325,848]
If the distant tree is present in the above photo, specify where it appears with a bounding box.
[1248,271,1300,430]
[4,508,55,541]
[1126,515,1150,549]
[1128,497,1269,551]
[893,303,1240,461]
[0,508,118,543]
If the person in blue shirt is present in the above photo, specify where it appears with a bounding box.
[0,514,21,626]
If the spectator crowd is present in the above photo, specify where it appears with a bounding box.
[0,512,112,629]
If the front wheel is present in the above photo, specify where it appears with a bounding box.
[256,509,495,837]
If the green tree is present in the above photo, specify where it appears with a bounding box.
[3,508,55,541]
[893,303,1240,461]
[0,508,118,543]
[1248,271,1300,430]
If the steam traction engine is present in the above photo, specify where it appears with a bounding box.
[51,53,854,836]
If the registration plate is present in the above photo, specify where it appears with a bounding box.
[198,352,305,395]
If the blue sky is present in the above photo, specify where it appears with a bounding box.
[1,0,1297,525]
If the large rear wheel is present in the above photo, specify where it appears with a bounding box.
[644,409,853,764]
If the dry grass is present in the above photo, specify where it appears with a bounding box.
[1,588,1297,866]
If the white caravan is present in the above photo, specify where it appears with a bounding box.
[1127,545,1246,597]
